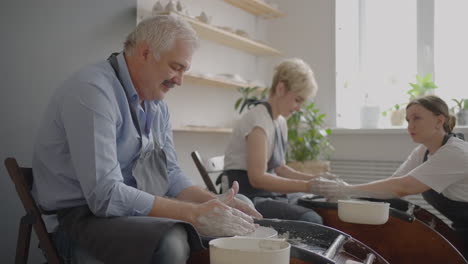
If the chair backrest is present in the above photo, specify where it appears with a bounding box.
[4,157,61,264]
[191,151,224,194]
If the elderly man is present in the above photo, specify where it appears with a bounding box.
[32,15,261,264]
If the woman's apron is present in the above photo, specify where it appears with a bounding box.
[55,53,203,264]
[222,102,311,219]
[422,133,468,255]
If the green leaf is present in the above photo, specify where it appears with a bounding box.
[234,98,242,110]
[286,101,333,162]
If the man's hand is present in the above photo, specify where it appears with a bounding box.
[217,181,263,219]
[192,191,256,237]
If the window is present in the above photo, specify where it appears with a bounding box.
[434,0,468,103]
[336,0,467,128]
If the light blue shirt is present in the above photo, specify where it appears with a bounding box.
[32,53,193,231]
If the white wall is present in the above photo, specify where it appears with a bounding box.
[0,0,136,262]
[137,0,274,187]
[267,0,336,127]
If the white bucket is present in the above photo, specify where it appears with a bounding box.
[209,237,290,264]
[242,226,278,238]
[338,199,390,225]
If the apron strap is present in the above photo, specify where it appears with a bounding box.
[107,53,142,138]
[247,100,287,171]
[421,133,468,231]
[423,133,458,162]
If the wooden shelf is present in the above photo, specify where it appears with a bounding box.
[223,0,285,18]
[185,72,265,90]
[160,12,281,56]
[173,126,233,133]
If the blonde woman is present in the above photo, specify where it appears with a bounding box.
[223,58,333,223]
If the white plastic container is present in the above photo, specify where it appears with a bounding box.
[209,237,290,264]
[338,199,390,225]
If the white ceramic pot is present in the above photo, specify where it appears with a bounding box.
[338,199,389,225]
[209,237,290,264]
[390,109,406,126]
[242,226,278,238]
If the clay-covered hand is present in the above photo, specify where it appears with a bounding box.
[217,181,263,219]
[314,172,340,180]
[194,193,256,237]
[308,178,350,199]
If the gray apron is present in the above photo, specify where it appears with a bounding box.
[132,127,169,195]
[55,53,203,264]
[223,102,311,220]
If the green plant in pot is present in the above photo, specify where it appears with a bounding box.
[234,86,268,114]
[382,73,438,126]
[407,73,438,100]
[234,87,334,174]
[452,98,468,126]
[382,103,406,126]
[286,102,334,174]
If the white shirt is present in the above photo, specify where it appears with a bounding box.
[393,137,468,202]
[224,104,287,171]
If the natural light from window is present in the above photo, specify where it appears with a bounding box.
[434,0,468,104]
[336,0,467,129]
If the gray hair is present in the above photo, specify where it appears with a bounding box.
[270,58,318,100]
[124,15,199,58]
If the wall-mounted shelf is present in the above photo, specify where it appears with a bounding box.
[173,125,233,134]
[185,72,265,90]
[159,12,281,56]
[223,0,285,19]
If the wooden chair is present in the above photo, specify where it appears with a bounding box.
[4,157,61,264]
[190,151,224,194]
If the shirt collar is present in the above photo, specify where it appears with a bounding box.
[116,52,161,107]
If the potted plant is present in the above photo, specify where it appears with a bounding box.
[407,73,438,100]
[382,103,406,126]
[452,98,468,126]
[234,88,334,174]
[234,86,268,114]
[286,102,334,174]
[382,74,438,126]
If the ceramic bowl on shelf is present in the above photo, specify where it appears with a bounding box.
[152,1,164,15]
[196,11,212,24]
[217,73,246,83]
[164,0,177,12]
[235,29,250,39]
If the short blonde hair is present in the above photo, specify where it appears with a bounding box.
[270,58,318,100]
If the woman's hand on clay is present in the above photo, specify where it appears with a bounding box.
[217,181,263,219]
